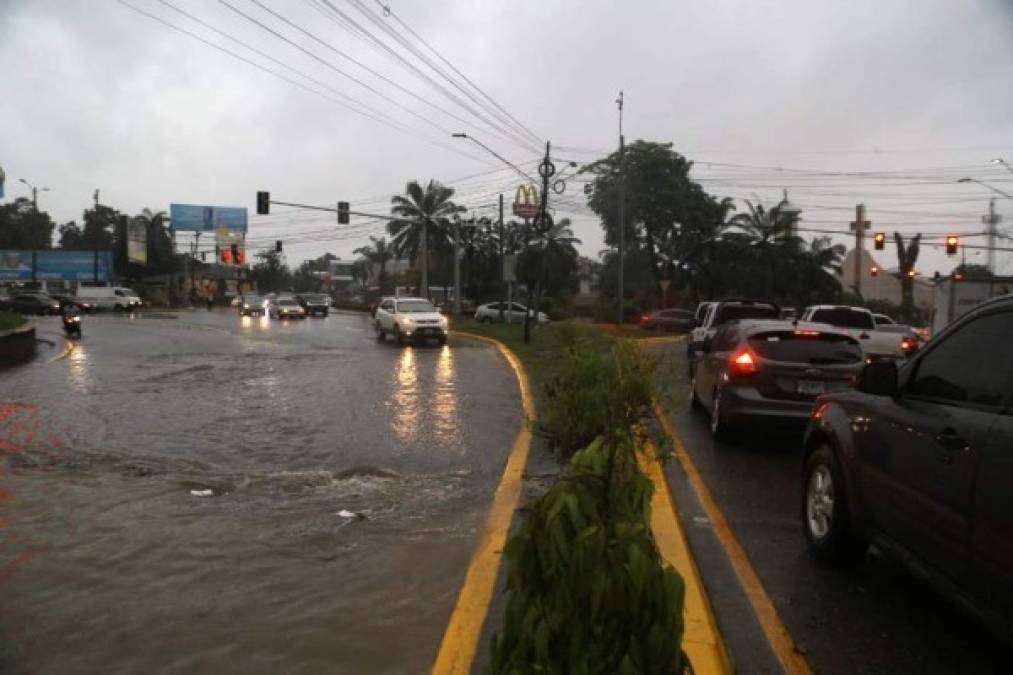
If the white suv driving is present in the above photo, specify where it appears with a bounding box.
[375,297,449,346]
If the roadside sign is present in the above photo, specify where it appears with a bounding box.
[170,204,248,233]
[513,184,540,218]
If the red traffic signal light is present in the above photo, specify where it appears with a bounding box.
[873,232,886,250]
[221,248,231,264]
[945,235,959,256]
[870,265,879,277]
[235,249,244,266]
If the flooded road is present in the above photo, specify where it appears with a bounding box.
[0,310,521,674]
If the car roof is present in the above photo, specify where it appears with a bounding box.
[715,298,779,308]
[807,305,871,312]
[395,297,430,302]
[727,319,856,338]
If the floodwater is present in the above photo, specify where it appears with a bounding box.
[0,311,521,674]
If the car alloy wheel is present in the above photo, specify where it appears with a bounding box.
[690,371,702,409]
[806,465,834,541]
[710,388,736,441]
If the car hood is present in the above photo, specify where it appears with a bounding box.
[397,312,444,322]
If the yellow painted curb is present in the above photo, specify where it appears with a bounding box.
[431,331,535,675]
[638,437,733,675]
[654,403,813,675]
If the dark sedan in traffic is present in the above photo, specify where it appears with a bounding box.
[640,308,696,332]
[0,292,61,315]
[801,295,1013,637]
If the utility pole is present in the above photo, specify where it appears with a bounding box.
[453,217,462,317]
[984,198,1002,275]
[849,204,870,297]
[498,193,505,323]
[617,90,625,325]
[524,141,555,344]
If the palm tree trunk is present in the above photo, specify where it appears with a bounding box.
[420,220,428,299]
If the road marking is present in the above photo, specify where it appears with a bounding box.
[431,331,534,675]
[45,339,74,363]
[654,403,813,675]
[639,436,733,674]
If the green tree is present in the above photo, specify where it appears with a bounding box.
[0,198,56,249]
[584,141,732,303]
[353,236,394,293]
[894,233,921,322]
[516,218,581,340]
[388,180,465,296]
[727,195,802,246]
[249,248,291,292]
[292,252,337,291]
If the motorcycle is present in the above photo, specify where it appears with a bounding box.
[62,313,82,338]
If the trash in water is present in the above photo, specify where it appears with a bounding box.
[190,489,215,497]
[335,509,364,519]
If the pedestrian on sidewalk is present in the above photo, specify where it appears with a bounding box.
[206,295,214,311]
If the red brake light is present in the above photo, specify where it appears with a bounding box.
[794,330,820,337]
[730,349,757,375]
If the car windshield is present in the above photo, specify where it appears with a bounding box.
[303,294,328,302]
[715,304,778,324]
[811,309,875,330]
[277,299,299,306]
[397,300,435,313]
[748,331,863,365]
[243,296,262,305]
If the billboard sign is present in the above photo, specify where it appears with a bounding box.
[512,184,540,219]
[0,250,113,282]
[127,218,147,265]
[169,204,248,233]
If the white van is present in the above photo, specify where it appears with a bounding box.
[76,286,142,311]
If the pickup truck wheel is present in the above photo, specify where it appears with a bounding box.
[394,325,407,346]
[710,388,738,442]
[375,321,385,341]
[803,445,865,565]
[689,370,702,409]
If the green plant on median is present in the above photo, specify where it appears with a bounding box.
[486,325,689,675]
[0,311,28,332]
[539,324,655,461]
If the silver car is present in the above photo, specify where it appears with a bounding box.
[268,297,306,320]
[690,320,864,440]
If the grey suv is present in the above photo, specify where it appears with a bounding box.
[801,295,1013,633]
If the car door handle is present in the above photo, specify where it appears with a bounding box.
[935,428,969,456]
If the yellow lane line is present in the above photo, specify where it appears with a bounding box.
[431,331,535,675]
[654,403,813,675]
[45,338,74,363]
[638,436,732,674]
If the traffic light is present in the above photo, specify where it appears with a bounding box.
[235,248,244,266]
[873,232,886,250]
[257,191,270,215]
[230,244,239,265]
[870,265,879,277]
[275,240,283,253]
[945,235,959,256]
[221,248,231,265]
[337,201,350,225]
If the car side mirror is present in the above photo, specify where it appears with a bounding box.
[859,360,899,397]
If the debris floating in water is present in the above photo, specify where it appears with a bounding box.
[190,489,215,497]
[336,509,364,519]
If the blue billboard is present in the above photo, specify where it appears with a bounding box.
[170,204,248,233]
[0,250,113,282]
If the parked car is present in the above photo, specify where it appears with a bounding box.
[51,293,96,313]
[375,296,448,345]
[691,320,864,440]
[800,305,907,361]
[237,295,266,317]
[296,293,330,317]
[688,299,781,376]
[0,292,61,316]
[268,297,306,320]
[801,295,1013,635]
[76,286,142,312]
[640,308,696,332]
[872,313,897,326]
[474,302,548,324]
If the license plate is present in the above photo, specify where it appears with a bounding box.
[797,380,825,395]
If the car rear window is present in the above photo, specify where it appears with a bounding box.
[715,304,778,324]
[748,331,863,365]
[398,300,435,313]
[810,309,875,330]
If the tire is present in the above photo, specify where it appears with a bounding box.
[437,336,447,346]
[686,345,696,378]
[710,388,738,442]
[803,445,866,565]
[394,325,406,346]
[689,369,702,409]
[375,321,385,341]
[114,304,124,313]
[479,315,492,324]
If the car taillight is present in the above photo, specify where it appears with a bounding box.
[640,314,650,323]
[900,337,917,353]
[729,349,757,376]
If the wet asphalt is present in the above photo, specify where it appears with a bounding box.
[0,309,521,674]
[650,342,1012,674]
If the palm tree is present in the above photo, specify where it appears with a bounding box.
[894,233,922,322]
[353,236,393,292]
[807,236,846,274]
[728,196,802,246]
[388,180,465,296]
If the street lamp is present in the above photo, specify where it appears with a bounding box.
[451,133,534,183]
[18,177,50,211]
[991,158,1013,176]
[957,177,1013,200]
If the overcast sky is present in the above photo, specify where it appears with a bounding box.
[3,0,1013,276]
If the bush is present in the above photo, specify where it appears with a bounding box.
[487,434,690,675]
[539,325,655,460]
